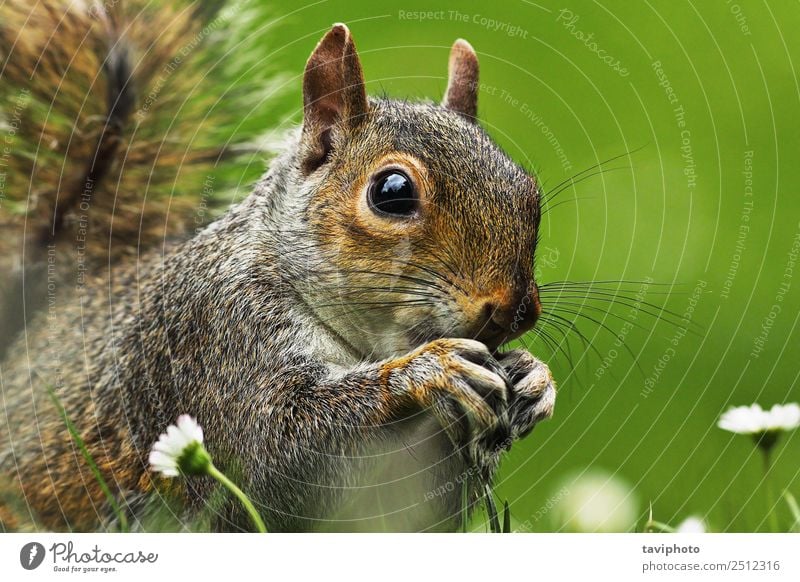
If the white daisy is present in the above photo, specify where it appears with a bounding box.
[149,415,209,477]
[148,415,267,531]
[718,403,800,435]
[675,516,706,533]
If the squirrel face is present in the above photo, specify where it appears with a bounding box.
[291,25,541,358]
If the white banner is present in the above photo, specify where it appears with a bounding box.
[1,533,798,581]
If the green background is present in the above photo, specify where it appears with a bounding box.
[219,0,800,531]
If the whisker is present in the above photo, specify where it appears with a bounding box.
[544,308,646,378]
[403,259,464,295]
[541,166,630,209]
[525,322,573,367]
[540,292,676,323]
[540,291,699,333]
[307,267,449,294]
[420,243,467,286]
[544,300,652,333]
[314,299,435,309]
[539,311,605,366]
[540,279,677,289]
[524,325,589,390]
[326,285,444,300]
[535,318,595,387]
[540,196,596,215]
[311,301,436,328]
[539,145,646,202]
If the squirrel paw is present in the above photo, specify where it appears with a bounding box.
[390,338,512,463]
[498,349,557,440]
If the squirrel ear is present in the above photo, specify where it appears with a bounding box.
[301,24,368,173]
[442,39,479,121]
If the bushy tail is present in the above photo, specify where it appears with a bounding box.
[0,0,281,262]
[0,0,283,352]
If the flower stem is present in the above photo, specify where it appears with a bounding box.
[761,448,780,533]
[207,463,267,533]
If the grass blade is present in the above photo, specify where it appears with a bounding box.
[784,491,800,532]
[44,385,129,532]
[485,484,500,533]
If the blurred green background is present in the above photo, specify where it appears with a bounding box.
[216,0,800,531]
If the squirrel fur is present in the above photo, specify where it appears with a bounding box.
[0,0,556,532]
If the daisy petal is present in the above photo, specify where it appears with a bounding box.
[166,425,190,451]
[177,415,203,444]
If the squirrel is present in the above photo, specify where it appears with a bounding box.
[0,0,556,532]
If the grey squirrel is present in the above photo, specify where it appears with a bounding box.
[0,0,555,531]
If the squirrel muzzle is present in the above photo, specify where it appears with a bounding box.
[468,284,542,351]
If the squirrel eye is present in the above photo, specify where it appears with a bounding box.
[368,171,418,217]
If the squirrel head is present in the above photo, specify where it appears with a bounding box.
[281,24,541,358]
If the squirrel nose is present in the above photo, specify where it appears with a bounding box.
[471,286,541,348]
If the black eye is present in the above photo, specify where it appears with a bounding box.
[368,171,418,217]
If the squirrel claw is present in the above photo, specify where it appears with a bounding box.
[499,349,556,439]
[393,338,511,464]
